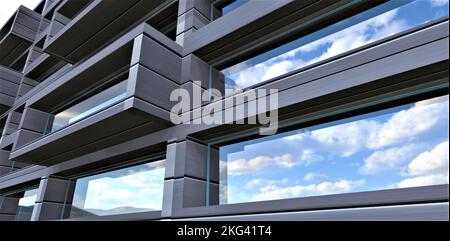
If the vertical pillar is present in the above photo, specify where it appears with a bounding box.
[162,138,219,218]
[31,176,76,221]
[176,0,221,45]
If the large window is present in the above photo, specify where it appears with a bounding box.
[67,159,165,218]
[221,0,449,89]
[15,188,38,221]
[214,95,449,204]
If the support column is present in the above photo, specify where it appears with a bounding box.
[31,176,76,221]
[162,138,219,218]
[176,0,221,45]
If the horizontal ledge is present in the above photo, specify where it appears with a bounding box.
[10,97,172,165]
[178,202,449,221]
[171,184,449,219]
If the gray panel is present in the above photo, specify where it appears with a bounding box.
[35,177,75,204]
[132,34,181,82]
[0,80,19,97]
[176,8,210,35]
[131,64,180,111]
[19,108,49,134]
[13,129,43,150]
[178,0,214,20]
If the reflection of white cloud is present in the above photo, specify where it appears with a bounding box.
[303,172,329,182]
[224,154,293,176]
[224,151,322,175]
[430,0,449,7]
[82,168,165,211]
[225,8,407,88]
[392,141,449,188]
[359,144,426,175]
[367,96,448,149]
[250,179,365,201]
[405,141,449,176]
[284,96,448,158]
[245,178,288,189]
[300,120,378,157]
[18,189,38,207]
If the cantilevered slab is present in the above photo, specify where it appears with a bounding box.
[43,0,171,63]
[0,6,41,67]
[182,0,384,68]
[10,97,172,166]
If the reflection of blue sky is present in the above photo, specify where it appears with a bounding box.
[219,96,449,204]
[51,80,128,133]
[222,0,449,89]
[221,0,249,15]
[71,160,165,216]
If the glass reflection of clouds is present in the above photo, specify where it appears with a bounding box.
[69,160,165,218]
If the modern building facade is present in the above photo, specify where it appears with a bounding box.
[0,0,448,221]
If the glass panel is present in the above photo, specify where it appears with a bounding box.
[216,95,449,204]
[221,0,249,16]
[15,188,38,221]
[69,160,165,218]
[222,0,449,89]
[211,0,249,20]
[50,80,128,133]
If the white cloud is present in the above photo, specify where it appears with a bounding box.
[430,0,449,7]
[250,179,365,201]
[359,144,426,175]
[0,0,42,29]
[405,141,449,176]
[224,151,322,175]
[303,172,329,182]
